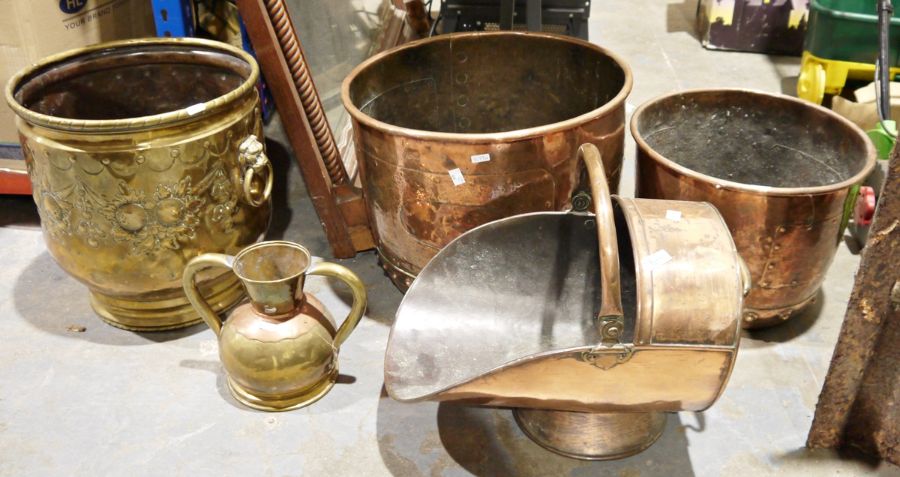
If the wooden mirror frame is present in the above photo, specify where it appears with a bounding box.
[236,0,428,258]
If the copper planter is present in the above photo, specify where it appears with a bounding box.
[342,32,632,289]
[5,38,272,330]
[632,89,876,329]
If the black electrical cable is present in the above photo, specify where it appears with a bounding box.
[876,0,893,123]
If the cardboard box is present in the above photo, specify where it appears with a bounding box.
[696,0,809,56]
[831,82,900,132]
[1,0,156,147]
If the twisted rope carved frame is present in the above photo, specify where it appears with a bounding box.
[237,0,367,258]
[262,0,347,186]
[238,0,423,257]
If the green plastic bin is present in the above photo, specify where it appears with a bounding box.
[806,0,900,65]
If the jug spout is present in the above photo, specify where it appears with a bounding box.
[233,241,312,316]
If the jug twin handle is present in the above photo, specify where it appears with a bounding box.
[181,253,367,349]
[306,262,368,348]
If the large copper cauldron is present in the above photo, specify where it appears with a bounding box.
[5,38,272,331]
[385,144,746,460]
[632,89,876,329]
[342,32,632,289]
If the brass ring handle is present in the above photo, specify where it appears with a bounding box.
[182,253,236,337]
[242,160,273,207]
[578,143,625,337]
[239,135,273,207]
[307,262,367,349]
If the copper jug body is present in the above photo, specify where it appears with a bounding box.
[342,32,632,289]
[4,38,273,330]
[183,241,367,411]
[632,89,876,328]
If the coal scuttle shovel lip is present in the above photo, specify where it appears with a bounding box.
[384,143,746,460]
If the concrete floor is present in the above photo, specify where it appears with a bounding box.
[1,0,898,475]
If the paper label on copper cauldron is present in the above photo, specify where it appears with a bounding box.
[471,153,491,164]
[448,168,465,186]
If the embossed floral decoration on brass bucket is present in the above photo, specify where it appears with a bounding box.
[5,38,272,331]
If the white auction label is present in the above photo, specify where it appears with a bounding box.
[643,249,672,271]
[471,153,491,164]
[665,210,682,221]
[449,168,465,186]
[186,103,207,115]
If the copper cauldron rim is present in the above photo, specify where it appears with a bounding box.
[630,87,877,196]
[5,37,260,134]
[341,31,633,143]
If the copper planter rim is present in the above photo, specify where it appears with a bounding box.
[341,31,634,143]
[5,37,260,134]
[630,87,877,196]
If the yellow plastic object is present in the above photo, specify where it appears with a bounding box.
[798,50,900,104]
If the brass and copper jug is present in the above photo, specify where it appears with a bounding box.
[4,38,272,330]
[183,241,367,411]
[385,144,748,460]
[631,89,876,328]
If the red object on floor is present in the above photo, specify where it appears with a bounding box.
[855,186,877,226]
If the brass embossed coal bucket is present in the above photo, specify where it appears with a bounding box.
[632,89,876,329]
[343,32,632,289]
[5,38,272,331]
[384,144,747,460]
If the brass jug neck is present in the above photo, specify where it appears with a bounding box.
[242,279,305,316]
[232,241,313,317]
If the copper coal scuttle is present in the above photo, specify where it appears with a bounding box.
[385,144,749,460]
